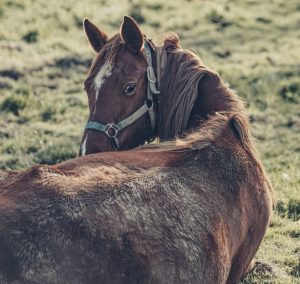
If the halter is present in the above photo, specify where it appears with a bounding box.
[84,39,160,150]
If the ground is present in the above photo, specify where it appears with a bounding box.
[0,0,299,283]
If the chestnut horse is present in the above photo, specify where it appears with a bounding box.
[79,17,255,155]
[0,17,273,284]
[79,17,157,154]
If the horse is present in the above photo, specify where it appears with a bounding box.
[79,16,249,155]
[0,17,273,284]
[79,17,157,154]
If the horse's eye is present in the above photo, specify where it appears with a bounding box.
[124,84,136,96]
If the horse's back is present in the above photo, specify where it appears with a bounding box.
[0,162,231,283]
[0,141,271,284]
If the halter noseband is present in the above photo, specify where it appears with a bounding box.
[84,39,160,150]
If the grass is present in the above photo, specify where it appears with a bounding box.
[0,0,299,282]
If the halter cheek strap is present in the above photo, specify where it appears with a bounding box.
[144,41,160,131]
[84,40,160,151]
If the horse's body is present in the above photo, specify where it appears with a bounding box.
[0,114,272,284]
[0,17,273,284]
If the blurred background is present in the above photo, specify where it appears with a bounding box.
[0,0,299,282]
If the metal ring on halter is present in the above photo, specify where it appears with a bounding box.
[105,123,119,138]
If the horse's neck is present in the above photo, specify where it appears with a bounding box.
[187,78,244,129]
[157,48,245,140]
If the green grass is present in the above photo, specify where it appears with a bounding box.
[0,0,299,282]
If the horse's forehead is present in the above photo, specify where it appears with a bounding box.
[113,52,147,75]
[90,49,146,82]
[92,58,144,92]
[113,61,144,76]
[94,61,113,90]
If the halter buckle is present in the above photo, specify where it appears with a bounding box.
[105,123,119,138]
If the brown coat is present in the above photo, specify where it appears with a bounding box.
[0,114,273,284]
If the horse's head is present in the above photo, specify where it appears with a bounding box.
[79,16,159,155]
[79,16,243,156]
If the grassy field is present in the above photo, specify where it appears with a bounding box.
[0,0,299,282]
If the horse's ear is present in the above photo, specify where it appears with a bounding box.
[231,116,245,141]
[230,114,256,155]
[163,33,181,52]
[120,16,144,53]
[83,19,108,53]
[230,115,251,145]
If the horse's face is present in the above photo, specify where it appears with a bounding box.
[79,17,152,155]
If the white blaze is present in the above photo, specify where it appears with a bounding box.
[94,62,112,95]
[81,134,88,156]
[93,62,113,115]
[82,62,113,156]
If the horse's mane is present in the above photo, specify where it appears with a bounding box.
[141,113,229,152]
[141,112,248,153]
[158,34,246,140]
